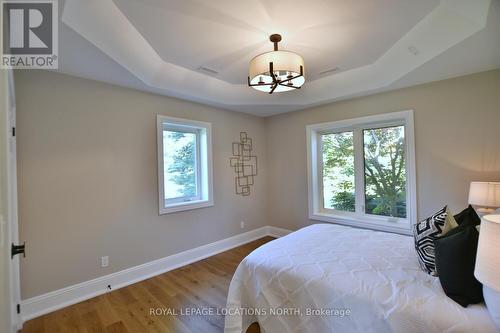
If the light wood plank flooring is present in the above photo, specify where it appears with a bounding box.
[21,237,273,333]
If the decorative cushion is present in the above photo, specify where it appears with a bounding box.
[413,206,458,275]
[454,205,481,226]
[434,224,483,307]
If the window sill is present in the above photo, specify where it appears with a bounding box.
[309,212,412,236]
[160,199,213,215]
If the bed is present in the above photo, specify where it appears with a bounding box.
[224,224,497,333]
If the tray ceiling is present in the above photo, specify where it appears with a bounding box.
[56,0,500,116]
[113,0,439,84]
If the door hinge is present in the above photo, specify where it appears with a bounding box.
[16,304,20,314]
[11,242,26,259]
[12,127,15,137]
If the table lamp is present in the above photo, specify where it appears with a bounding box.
[468,182,500,215]
[475,214,500,328]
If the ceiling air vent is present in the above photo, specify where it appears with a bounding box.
[319,67,340,76]
[198,66,219,75]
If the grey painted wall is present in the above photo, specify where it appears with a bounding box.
[15,71,268,299]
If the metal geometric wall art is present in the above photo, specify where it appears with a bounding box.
[229,132,258,196]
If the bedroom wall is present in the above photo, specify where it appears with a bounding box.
[15,70,268,299]
[15,69,500,300]
[265,69,500,231]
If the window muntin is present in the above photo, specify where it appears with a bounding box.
[363,125,407,219]
[321,131,355,212]
[157,115,213,214]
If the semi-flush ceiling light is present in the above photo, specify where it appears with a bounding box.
[248,34,305,94]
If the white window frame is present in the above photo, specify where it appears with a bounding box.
[157,115,213,214]
[306,110,417,235]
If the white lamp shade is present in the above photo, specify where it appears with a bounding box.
[249,50,305,93]
[468,182,500,207]
[475,214,500,291]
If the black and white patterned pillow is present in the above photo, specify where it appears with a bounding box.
[413,206,457,275]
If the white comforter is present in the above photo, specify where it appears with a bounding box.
[225,224,497,333]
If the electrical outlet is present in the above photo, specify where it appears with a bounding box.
[101,256,109,268]
[240,221,245,229]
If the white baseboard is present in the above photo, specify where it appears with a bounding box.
[266,226,292,238]
[21,225,292,322]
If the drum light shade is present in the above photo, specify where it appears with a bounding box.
[468,182,500,207]
[248,34,305,94]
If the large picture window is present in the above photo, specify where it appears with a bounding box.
[157,115,213,214]
[307,111,416,234]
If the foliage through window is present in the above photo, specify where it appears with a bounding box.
[157,116,213,214]
[363,126,406,218]
[308,111,416,233]
[321,126,407,218]
[321,132,355,212]
[164,130,199,202]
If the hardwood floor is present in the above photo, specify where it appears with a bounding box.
[21,237,273,333]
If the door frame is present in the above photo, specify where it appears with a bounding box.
[6,69,21,330]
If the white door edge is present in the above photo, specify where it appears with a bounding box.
[7,70,22,331]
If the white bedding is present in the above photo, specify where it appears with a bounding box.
[224,224,497,333]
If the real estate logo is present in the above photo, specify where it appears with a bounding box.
[1,0,58,69]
